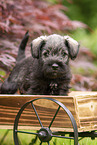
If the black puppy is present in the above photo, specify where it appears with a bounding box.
[0,32,79,95]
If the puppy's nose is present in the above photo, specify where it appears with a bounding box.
[52,63,58,70]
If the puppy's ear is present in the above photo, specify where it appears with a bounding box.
[64,36,80,60]
[31,36,47,58]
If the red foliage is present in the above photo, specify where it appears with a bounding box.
[71,74,97,91]
[0,0,87,37]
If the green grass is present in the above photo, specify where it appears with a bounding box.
[1,129,97,145]
[0,129,73,145]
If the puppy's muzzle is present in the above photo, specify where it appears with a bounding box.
[52,63,58,70]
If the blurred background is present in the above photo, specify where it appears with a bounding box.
[0,0,97,92]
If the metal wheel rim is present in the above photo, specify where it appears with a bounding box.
[13,97,78,145]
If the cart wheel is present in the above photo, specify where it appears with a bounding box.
[13,98,78,145]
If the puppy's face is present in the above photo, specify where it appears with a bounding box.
[31,34,79,79]
[41,36,69,79]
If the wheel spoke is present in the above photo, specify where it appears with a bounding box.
[49,105,60,128]
[52,134,74,140]
[15,130,38,135]
[32,102,43,127]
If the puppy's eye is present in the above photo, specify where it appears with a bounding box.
[43,51,49,57]
[62,52,67,57]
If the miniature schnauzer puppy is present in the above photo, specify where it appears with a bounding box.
[0,32,79,95]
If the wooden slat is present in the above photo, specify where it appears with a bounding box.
[0,94,77,132]
[1,91,97,132]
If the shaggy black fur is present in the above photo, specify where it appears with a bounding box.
[0,32,79,95]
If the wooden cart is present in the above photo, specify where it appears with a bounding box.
[0,91,97,145]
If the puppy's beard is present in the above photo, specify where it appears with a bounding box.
[43,69,65,79]
[46,72,58,79]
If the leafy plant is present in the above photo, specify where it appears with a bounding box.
[0,0,87,35]
[62,0,97,29]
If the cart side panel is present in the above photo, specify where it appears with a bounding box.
[0,95,77,131]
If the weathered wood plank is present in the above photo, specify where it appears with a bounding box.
[0,91,97,132]
[0,94,77,132]
[75,92,97,132]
